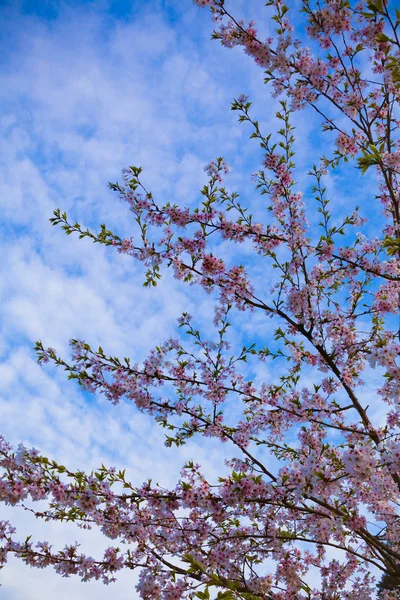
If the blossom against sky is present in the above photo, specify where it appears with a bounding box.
[0,1,268,597]
[0,0,381,598]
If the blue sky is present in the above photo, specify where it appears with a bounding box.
[0,0,385,598]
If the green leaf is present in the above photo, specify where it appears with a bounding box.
[375,33,392,43]
[195,589,210,600]
[382,236,400,256]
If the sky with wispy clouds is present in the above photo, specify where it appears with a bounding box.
[0,0,383,597]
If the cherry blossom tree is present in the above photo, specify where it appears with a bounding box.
[2,0,400,597]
